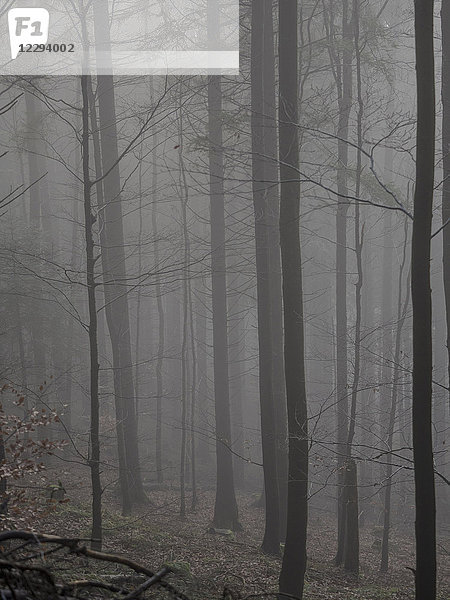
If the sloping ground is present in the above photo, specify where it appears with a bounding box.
[41,487,449,600]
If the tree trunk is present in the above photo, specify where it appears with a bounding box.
[412,1,436,598]
[195,288,211,469]
[251,0,281,556]
[263,0,288,540]
[87,80,132,516]
[151,127,164,486]
[229,292,245,489]
[208,2,239,532]
[208,73,240,530]
[278,0,308,597]
[330,0,353,565]
[442,0,450,413]
[188,275,198,509]
[342,0,363,573]
[24,88,47,414]
[343,460,359,574]
[179,92,189,519]
[81,74,102,551]
[380,220,410,572]
[92,0,145,505]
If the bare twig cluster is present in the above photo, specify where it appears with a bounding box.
[0,531,189,600]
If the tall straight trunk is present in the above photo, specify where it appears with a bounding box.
[166,289,181,468]
[229,292,245,488]
[134,138,145,417]
[412,1,436,598]
[208,4,239,531]
[380,220,410,572]
[24,88,47,402]
[251,0,280,556]
[179,92,189,519]
[87,80,132,515]
[380,146,393,501]
[195,290,211,468]
[188,276,198,509]
[63,196,80,433]
[332,0,353,565]
[381,209,393,413]
[80,75,102,550]
[263,0,288,538]
[151,130,164,485]
[343,0,362,573]
[442,0,450,412]
[63,87,82,431]
[10,242,30,444]
[92,0,145,505]
[180,268,188,519]
[15,301,29,442]
[278,1,308,597]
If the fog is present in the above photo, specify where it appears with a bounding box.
[0,1,448,599]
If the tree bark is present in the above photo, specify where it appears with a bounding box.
[24,88,47,416]
[251,0,281,556]
[179,91,189,519]
[380,220,410,572]
[342,0,362,573]
[208,1,240,531]
[412,1,436,598]
[208,73,240,530]
[87,80,132,516]
[151,125,164,486]
[229,291,245,489]
[263,0,288,539]
[278,1,308,597]
[324,0,353,564]
[80,74,102,551]
[442,0,450,413]
[92,0,145,505]
[343,459,359,574]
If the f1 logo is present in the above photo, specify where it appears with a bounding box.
[8,8,50,59]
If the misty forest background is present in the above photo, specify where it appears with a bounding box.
[0,1,449,599]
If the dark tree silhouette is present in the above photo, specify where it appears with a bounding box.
[80,74,102,550]
[208,2,239,531]
[411,0,437,598]
[278,0,308,597]
[251,0,280,556]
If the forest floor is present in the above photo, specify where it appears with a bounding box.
[35,475,450,600]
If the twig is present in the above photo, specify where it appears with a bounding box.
[123,567,171,600]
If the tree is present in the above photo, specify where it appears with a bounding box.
[208,4,240,531]
[92,0,146,506]
[250,0,281,555]
[380,219,410,572]
[262,0,288,539]
[442,0,450,412]
[151,121,165,486]
[80,74,102,550]
[86,78,132,516]
[411,0,436,598]
[23,87,48,422]
[278,0,308,597]
[322,0,353,564]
